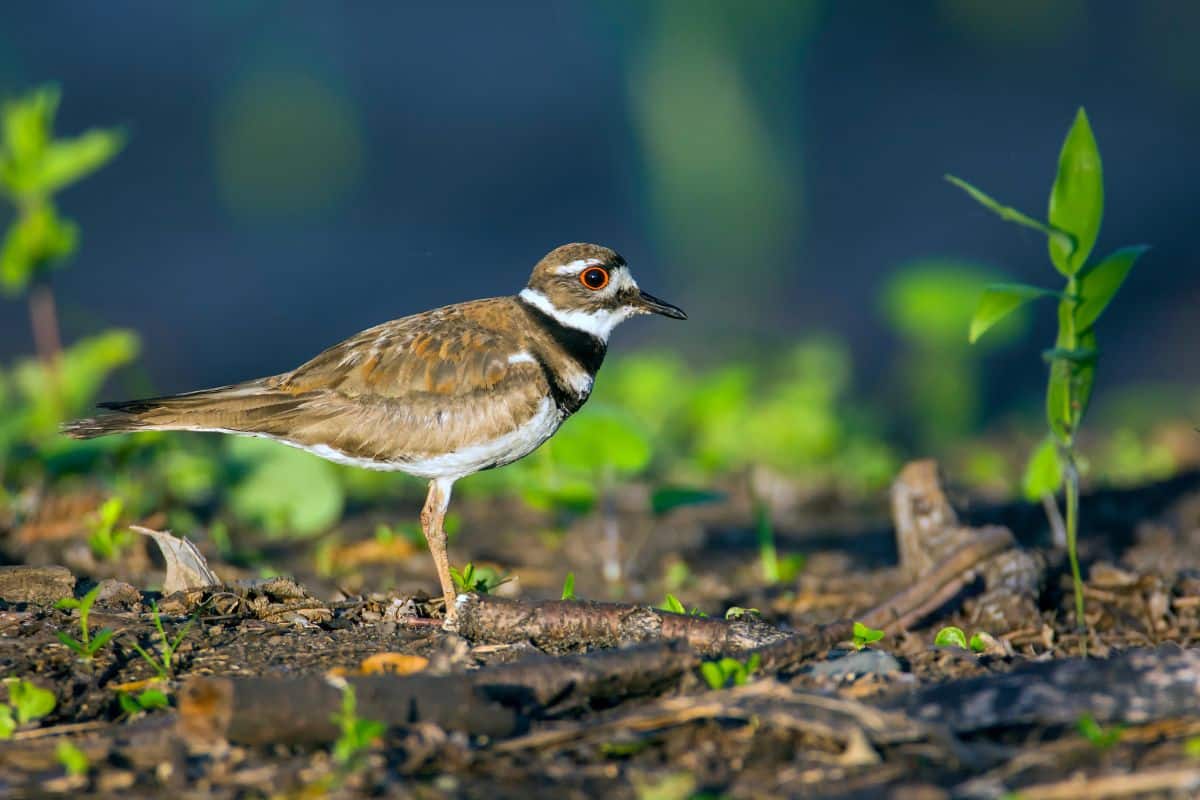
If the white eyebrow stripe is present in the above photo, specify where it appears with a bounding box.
[553,258,604,275]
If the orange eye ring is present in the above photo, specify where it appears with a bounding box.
[580,267,609,290]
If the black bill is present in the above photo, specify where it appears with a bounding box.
[636,290,687,320]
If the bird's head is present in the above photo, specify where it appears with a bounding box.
[519,243,686,342]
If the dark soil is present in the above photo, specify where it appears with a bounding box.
[3,467,1200,799]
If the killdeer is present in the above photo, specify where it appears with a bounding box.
[63,243,686,621]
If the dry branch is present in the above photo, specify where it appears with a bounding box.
[178,640,700,746]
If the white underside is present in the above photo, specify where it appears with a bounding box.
[182,395,564,481]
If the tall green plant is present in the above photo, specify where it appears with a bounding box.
[950,108,1148,646]
[0,85,124,363]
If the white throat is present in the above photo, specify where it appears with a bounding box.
[518,288,633,343]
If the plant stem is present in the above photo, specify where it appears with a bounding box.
[1063,450,1086,656]
[28,278,62,365]
[754,496,778,584]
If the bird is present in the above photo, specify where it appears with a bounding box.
[63,243,686,623]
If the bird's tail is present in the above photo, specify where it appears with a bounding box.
[60,379,305,440]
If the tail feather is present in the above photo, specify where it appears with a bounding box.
[61,380,310,440]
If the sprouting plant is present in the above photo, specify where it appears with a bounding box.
[449,562,510,595]
[560,572,576,600]
[851,621,884,650]
[54,585,114,662]
[1076,713,1123,749]
[933,626,989,653]
[118,688,169,718]
[659,593,707,617]
[724,606,760,620]
[699,653,761,690]
[87,496,134,561]
[754,501,805,586]
[0,678,56,738]
[331,683,386,769]
[128,601,195,680]
[951,108,1149,649]
[56,740,89,776]
[0,86,124,365]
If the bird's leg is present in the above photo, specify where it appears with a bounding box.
[420,478,458,623]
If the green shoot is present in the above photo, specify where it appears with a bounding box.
[1185,736,1200,759]
[1076,713,1123,749]
[54,585,114,662]
[0,678,56,738]
[724,606,760,620]
[659,593,707,617]
[560,572,576,600]
[118,688,169,718]
[87,496,134,561]
[699,653,761,690]
[953,108,1149,649]
[449,562,511,595]
[331,683,386,768]
[851,621,884,650]
[128,601,195,680]
[56,741,90,776]
[933,626,991,653]
[933,626,969,649]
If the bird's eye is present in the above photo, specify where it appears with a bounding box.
[580,267,609,290]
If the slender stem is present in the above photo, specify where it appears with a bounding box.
[28,279,62,364]
[1063,451,1086,656]
[753,492,778,584]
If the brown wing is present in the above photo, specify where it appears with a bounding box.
[65,298,553,463]
[266,298,552,459]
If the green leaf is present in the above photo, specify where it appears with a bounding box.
[1048,108,1104,276]
[1046,306,1097,442]
[699,661,725,690]
[36,128,125,195]
[933,626,969,649]
[56,740,89,776]
[6,678,56,724]
[55,631,87,656]
[1022,437,1063,501]
[660,593,686,614]
[137,689,169,710]
[945,174,1075,256]
[118,693,141,715]
[968,633,989,653]
[88,628,115,655]
[1074,245,1148,330]
[650,486,723,515]
[852,621,884,649]
[969,283,1058,344]
[0,707,13,739]
[560,572,576,601]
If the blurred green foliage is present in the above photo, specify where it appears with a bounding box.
[0,86,123,294]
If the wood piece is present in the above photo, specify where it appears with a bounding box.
[891,645,1200,732]
[0,564,75,605]
[1014,767,1200,800]
[177,640,698,746]
[453,595,791,655]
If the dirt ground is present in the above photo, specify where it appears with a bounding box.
[3,464,1200,798]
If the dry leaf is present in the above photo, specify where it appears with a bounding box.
[360,653,429,675]
[132,526,219,593]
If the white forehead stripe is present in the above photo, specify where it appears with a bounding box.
[518,288,634,343]
[553,258,604,276]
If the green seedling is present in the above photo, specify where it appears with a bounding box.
[118,688,169,718]
[1185,736,1200,759]
[87,496,134,561]
[54,585,114,662]
[450,562,510,595]
[699,653,761,690]
[0,678,56,738]
[0,85,124,365]
[933,626,991,653]
[724,607,760,620]
[754,502,806,585]
[851,621,885,650]
[56,740,89,776]
[1076,713,1123,749]
[659,593,706,617]
[128,601,195,680]
[560,572,576,600]
[331,683,386,768]
[951,108,1149,648]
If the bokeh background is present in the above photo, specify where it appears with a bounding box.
[1,0,1198,462]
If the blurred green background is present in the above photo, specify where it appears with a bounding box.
[2,0,1199,521]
